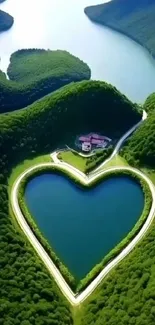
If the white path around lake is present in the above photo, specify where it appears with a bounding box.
[11,164,155,306]
[11,110,155,306]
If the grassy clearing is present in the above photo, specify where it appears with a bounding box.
[141,168,155,184]
[8,152,127,194]
[58,149,113,173]
[58,151,87,172]
[100,154,129,170]
[8,154,51,192]
[8,154,52,243]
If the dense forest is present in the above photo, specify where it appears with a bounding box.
[1,0,155,323]
[78,208,155,325]
[85,0,155,57]
[0,183,74,325]
[0,80,140,323]
[73,90,155,324]
[0,49,91,113]
[122,94,155,167]
[143,92,155,114]
[0,9,13,31]
[0,80,140,181]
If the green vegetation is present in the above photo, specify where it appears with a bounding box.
[70,94,155,324]
[0,78,145,322]
[77,199,155,325]
[18,166,77,291]
[142,168,155,184]
[122,113,155,167]
[85,147,113,173]
[0,49,91,113]
[0,9,13,32]
[101,154,129,170]
[0,69,7,80]
[58,151,86,172]
[0,187,73,324]
[0,79,140,181]
[144,92,155,114]
[121,93,155,167]
[17,164,151,294]
[7,49,90,83]
[85,0,155,57]
[77,170,152,293]
[58,147,113,173]
[9,154,52,192]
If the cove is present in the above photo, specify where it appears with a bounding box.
[25,173,144,280]
[1,0,155,102]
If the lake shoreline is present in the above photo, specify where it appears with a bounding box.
[1,0,155,102]
[84,10,155,60]
[17,164,150,293]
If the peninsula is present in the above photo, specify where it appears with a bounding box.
[85,0,155,57]
[0,49,91,113]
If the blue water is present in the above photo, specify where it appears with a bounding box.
[1,0,155,102]
[25,173,144,279]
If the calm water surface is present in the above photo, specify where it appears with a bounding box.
[25,174,144,279]
[1,0,155,102]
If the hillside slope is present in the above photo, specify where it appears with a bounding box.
[122,93,155,167]
[143,92,155,114]
[123,113,155,167]
[0,80,140,178]
[85,0,155,56]
[7,49,91,83]
[0,49,91,113]
[0,80,140,322]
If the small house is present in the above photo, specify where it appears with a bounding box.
[82,142,92,152]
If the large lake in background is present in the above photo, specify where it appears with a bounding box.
[1,0,155,102]
[25,174,144,279]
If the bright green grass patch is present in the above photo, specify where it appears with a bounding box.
[101,154,129,170]
[58,151,87,172]
[8,154,52,238]
[58,148,113,173]
[141,168,155,184]
[9,154,51,193]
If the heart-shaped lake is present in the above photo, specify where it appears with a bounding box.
[25,173,144,280]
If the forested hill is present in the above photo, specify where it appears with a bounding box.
[0,49,91,113]
[123,93,155,167]
[0,9,13,31]
[85,0,155,56]
[0,80,140,322]
[0,80,140,177]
